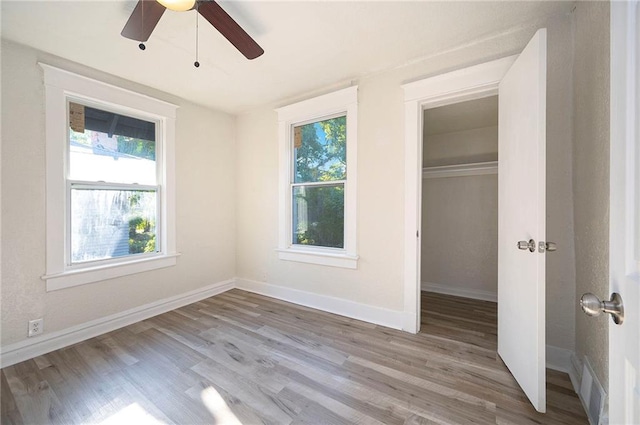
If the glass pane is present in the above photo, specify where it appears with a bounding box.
[292,184,344,248]
[71,188,157,263]
[293,115,346,183]
[69,103,157,185]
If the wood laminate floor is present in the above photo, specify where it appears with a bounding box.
[1,290,587,424]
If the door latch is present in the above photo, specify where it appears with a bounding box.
[538,241,557,253]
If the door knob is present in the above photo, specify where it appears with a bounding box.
[538,241,557,253]
[580,292,624,325]
[517,239,536,252]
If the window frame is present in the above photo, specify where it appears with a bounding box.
[40,64,179,291]
[276,86,358,269]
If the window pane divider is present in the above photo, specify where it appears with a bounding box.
[66,251,163,269]
[68,180,158,191]
[290,180,346,188]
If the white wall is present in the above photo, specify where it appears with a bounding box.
[0,40,237,347]
[544,8,578,353]
[421,174,498,299]
[572,1,610,391]
[236,13,577,351]
[423,126,498,167]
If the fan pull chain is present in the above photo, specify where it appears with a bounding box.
[139,0,146,50]
[194,4,200,68]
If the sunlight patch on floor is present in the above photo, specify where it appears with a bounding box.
[201,386,242,425]
[98,403,166,425]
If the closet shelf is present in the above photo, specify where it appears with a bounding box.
[422,161,498,179]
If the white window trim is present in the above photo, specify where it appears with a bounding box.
[276,86,358,269]
[39,64,179,291]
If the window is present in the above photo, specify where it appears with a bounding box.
[292,115,346,248]
[69,104,159,264]
[276,86,358,268]
[41,64,178,291]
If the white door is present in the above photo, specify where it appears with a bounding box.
[609,2,640,423]
[497,28,547,413]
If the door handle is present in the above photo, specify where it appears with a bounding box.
[538,241,557,253]
[580,292,624,325]
[517,239,536,252]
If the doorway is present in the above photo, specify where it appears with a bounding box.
[420,96,499,341]
[402,28,548,412]
[400,55,515,335]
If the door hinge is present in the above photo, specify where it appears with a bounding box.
[416,230,419,238]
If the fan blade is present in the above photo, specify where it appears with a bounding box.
[198,0,264,60]
[121,0,166,42]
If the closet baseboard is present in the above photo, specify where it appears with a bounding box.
[421,281,497,302]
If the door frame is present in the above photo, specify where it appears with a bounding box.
[400,55,517,333]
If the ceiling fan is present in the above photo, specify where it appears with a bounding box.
[121,0,264,60]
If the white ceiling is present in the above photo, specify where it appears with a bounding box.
[1,1,572,114]
[424,95,498,136]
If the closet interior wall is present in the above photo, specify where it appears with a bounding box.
[421,96,499,302]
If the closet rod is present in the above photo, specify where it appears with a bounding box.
[422,161,498,179]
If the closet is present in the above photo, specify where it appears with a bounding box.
[421,96,499,305]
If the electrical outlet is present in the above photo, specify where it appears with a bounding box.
[28,318,43,337]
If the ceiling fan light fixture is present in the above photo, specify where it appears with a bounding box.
[156,0,195,12]
[122,0,264,59]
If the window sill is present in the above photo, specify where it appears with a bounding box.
[277,248,359,269]
[42,253,180,292]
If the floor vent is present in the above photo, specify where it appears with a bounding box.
[579,358,607,425]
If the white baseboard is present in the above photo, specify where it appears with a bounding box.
[569,352,583,395]
[421,281,497,302]
[546,345,573,373]
[1,273,583,408]
[236,278,405,330]
[402,311,419,334]
[0,279,235,368]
